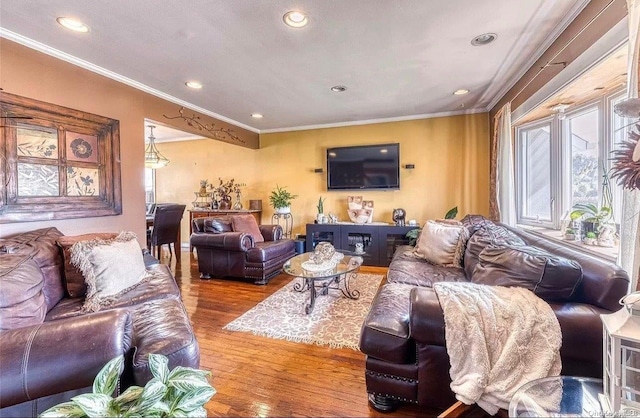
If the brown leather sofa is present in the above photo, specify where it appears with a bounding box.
[190,216,295,284]
[0,227,200,417]
[359,216,630,413]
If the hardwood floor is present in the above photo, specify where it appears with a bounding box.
[160,250,439,417]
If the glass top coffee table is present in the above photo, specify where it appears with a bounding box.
[283,252,363,314]
[509,376,604,417]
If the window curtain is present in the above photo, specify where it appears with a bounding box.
[489,103,517,226]
[618,0,640,290]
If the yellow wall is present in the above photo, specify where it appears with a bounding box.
[156,113,490,241]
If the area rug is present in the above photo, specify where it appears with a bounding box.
[223,273,383,350]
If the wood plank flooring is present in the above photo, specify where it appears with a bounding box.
[162,250,438,417]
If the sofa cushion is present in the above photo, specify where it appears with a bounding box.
[57,233,119,298]
[464,224,526,278]
[471,244,583,301]
[0,253,47,330]
[413,220,468,267]
[231,214,264,243]
[203,217,233,234]
[2,227,66,311]
[388,246,467,287]
[71,232,148,312]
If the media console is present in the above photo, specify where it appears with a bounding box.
[305,223,418,267]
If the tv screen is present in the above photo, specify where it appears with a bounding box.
[326,143,400,190]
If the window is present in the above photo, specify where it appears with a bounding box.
[0,92,122,223]
[515,91,623,229]
[145,167,155,204]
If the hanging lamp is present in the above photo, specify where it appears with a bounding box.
[144,125,169,169]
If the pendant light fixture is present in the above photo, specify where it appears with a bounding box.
[144,125,169,169]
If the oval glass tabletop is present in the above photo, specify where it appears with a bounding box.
[283,252,363,279]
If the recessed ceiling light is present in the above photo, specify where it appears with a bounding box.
[454,89,470,95]
[56,17,90,33]
[185,81,203,89]
[251,113,263,119]
[283,11,308,28]
[471,33,497,46]
[331,85,347,92]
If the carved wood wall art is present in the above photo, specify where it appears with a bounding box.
[0,92,122,223]
[163,106,243,143]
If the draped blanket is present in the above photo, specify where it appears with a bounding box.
[433,282,562,415]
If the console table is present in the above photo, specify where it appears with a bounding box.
[305,223,418,266]
[189,209,262,251]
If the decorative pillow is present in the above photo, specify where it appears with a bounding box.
[71,232,148,312]
[231,215,264,243]
[472,244,583,301]
[413,220,469,267]
[203,217,233,234]
[57,233,118,298]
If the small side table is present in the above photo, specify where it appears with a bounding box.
[509,376,603,417]
[272,213,293,238]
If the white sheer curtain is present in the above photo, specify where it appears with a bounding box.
[618,0,640,290]
[494,103,517,226]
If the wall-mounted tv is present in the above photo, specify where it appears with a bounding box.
[326,143,400,190]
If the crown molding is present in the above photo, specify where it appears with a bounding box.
[0,28,260,133]
[260,108,487,134]
[484,0,591,112]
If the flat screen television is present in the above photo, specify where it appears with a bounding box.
[326,143,400,190]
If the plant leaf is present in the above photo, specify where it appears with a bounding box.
[189,406,209,418]
[114,385,144,408]
[173,386,216,412]
[444,206,458,219]
[167,369,212,392]
[148,353,170,384]
[70,393,112,418]
[40,401,86,418]
[92,355,124,395]
[167,366,211,383]
[134,378,167,412]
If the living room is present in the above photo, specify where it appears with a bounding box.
[1,0,640,417]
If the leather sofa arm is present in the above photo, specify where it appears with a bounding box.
[409,287,446,346]
[190,232,253,251]
[0,309,132,408]
[259,224,283,241]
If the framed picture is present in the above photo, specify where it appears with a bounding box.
[0,92,122,223]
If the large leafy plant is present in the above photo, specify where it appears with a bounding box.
[40,354,215,418]
[269,185,297,209]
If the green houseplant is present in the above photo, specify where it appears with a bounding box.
[40,354,215,418]
[269,185,297,214]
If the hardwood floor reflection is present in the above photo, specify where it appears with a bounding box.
[155,249,438,417]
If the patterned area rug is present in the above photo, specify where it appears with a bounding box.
[223,273,383,350]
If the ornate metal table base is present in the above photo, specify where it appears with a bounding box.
[293,270,360,314]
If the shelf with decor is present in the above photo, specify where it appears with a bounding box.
[305,223,416,266]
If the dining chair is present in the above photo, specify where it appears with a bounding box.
[148,203,186,261]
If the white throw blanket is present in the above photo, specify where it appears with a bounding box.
[433,282,562,415]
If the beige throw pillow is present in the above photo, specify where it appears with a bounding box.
[413,220,469,267]
[70,231,148,312]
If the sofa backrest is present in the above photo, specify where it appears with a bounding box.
[1,227,66,311]
[502,225,629,312]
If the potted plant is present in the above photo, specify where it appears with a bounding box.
[584,231,597,246]
[564,227,576,241]
[41,354,215,417]
[570,203,612,238]
[210,178,244,210]
[269,185,297,214]
[316,197,326,223]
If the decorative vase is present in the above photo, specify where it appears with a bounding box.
[317,213,324,223]
[219,197,231,210]
[211,199,219,210]
[233,191,243,210]
[276,206,290,214]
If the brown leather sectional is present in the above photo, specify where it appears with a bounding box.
[359,216,630,413]
[0,227,200,417]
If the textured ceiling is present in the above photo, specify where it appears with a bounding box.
[0,0,589,132]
